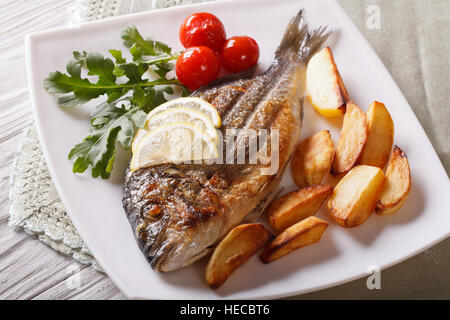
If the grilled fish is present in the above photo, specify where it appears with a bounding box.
[123,11,329,272]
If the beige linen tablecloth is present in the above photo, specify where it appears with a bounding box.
[290,0,449,299]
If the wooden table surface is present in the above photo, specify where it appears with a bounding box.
[1,0,449,300]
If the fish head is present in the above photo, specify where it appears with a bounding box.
[148,202,226,272]
[124,166,228,272]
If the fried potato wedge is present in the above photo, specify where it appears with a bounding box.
[267,185,333,232]
[206,223,271,289]
[359,101,394,168]
[328,165,385,227]
[331,101,368,177]
[291,130,334,188]
[306,47,349,117]
[376,146,411,215]
[260,216,328,264]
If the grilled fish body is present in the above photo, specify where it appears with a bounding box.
[123,11,329,272]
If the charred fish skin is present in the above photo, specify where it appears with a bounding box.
[123,164,228,270]
[122,10,330,272]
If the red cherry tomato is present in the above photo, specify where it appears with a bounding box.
[176,46,221,91]
[179,12,226,52]
[220,36,260,73]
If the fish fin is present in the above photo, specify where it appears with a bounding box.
[244,186,284,222]
[274,10,331,64]
[243,153,291,221]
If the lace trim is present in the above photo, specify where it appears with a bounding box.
[9,126,102,271]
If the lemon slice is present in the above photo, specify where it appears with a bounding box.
[130,122,218,171]
[132,107,218,153]
[147,97,221,128]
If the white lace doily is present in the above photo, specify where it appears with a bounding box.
[71,0,132,24]
[71,0,213,24]
[9,0,215,270]
[151,0,212,9]
[9,127,103,271]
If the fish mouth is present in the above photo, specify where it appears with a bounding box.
[151,244,212,272]
[149,242,176,272]
[149,232,214,272]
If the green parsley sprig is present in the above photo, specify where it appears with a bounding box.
[43,26,189,178]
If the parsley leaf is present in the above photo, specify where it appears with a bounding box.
[44,26,190,178]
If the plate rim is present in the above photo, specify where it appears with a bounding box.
[25,0,450,299]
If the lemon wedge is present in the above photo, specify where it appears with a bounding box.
[130,122,218,171]
[147,97,221,128]
[132,107,218,153]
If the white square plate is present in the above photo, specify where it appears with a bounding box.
[26,0,450,299]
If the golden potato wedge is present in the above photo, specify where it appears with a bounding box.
[291,130,334,188]
[328,165,385,227]
[205,223,271,289]
[260,216,328,264]
[376,146,411,215]
[306,47,349,117]
[267,185,333,232]
[331,101,368,177]
[359,101,394,168]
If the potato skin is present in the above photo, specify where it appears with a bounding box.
[205,223,271,289]
[267,185,333,232]
[328,165,385,227]
[260,216,328,264]
[306,47,349,117]
[375,146,411,215]
[331,101,368,177]
[359,101,394,168]
[291,130,334,188]
[377,197,407,215]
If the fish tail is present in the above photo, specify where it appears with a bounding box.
[274,10,330,64]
